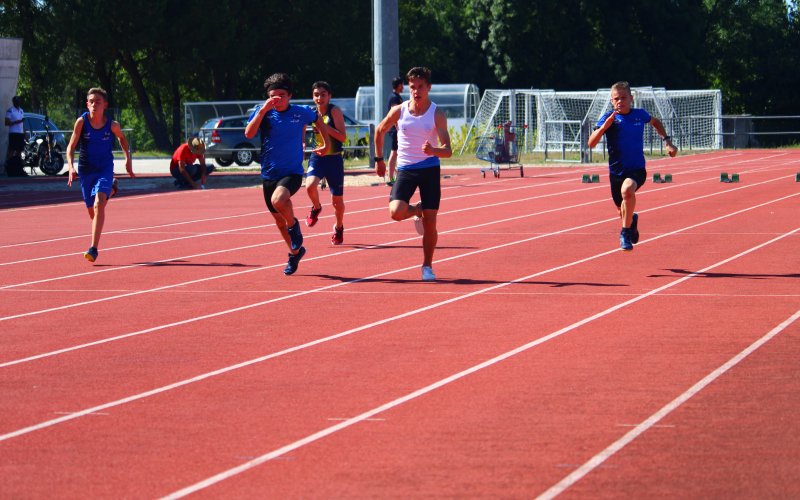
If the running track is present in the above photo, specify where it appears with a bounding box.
[1,150,798,498]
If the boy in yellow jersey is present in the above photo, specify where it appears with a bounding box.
[305,81,347,245]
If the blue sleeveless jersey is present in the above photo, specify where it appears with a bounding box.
[78,112,115,174]
[248,104,317,180]
[596,108,651,176]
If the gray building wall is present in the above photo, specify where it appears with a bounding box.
[0,38,23,173]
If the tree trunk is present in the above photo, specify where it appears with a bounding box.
[171,77,181,148]
[117,49,172,151]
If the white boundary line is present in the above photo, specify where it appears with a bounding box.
[160,228,800,499]
[536,307,800,500]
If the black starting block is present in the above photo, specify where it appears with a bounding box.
[653,173,673,183]
[582,174,600,183]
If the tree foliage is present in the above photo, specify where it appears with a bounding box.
[1,0,797,151]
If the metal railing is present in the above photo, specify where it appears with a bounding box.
[544,114,800,163]
[26,128,136,154]
[198,124,373,162]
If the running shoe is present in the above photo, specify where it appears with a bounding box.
[421,265,436,281]
[287,218,303,251]
[84,246,98,262]
[630,213,639,244]
[619,228,633,252]
[283,246,306,275]
[110,178,119,199]
[305,206,322,227]
[331,224,344,245]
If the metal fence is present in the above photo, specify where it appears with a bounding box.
[546,114,800,163]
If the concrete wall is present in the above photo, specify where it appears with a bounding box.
[0,38,23,173]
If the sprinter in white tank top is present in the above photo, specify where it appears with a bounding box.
[374,67,452,281]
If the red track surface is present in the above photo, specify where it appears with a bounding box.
[1,150,798,498]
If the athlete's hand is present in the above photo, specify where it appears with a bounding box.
[265,95,284,111]
[666,142,678,157]
[375,158,386,178]
[422,140,435,156]
[603,111,618,129]
[67,167,75,187]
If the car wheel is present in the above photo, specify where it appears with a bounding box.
[234,145,254,166]
[215,157,234,167]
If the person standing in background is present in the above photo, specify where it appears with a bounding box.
[384,77,404,186]
[4,95,26,177]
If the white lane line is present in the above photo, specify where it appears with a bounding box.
[0,175,554,253]
[1,165,793,298]
[0,179,599,290]
[2,186,797,368]
[161,229,799,499]
[536,308,800,500]
[0,189,182,213]
[0,185,405,250]
[0,203,614,365]
[0,210,266,249]
[0,221,795,452]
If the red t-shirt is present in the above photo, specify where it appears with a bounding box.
[170,143,199,173]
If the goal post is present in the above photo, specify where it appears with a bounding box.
[463,87,722,160]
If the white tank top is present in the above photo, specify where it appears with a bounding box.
[397,101,439,169]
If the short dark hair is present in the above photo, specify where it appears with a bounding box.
[311,81,332,95]
[392,77,404,89]
[264,73,293,96]
[87,87,108,101]
[406,67,432,85]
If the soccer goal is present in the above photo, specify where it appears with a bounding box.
[462,87,722,161]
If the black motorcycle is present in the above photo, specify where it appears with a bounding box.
[21,115,64,176]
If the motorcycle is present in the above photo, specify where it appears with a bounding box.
[21,115,64,176]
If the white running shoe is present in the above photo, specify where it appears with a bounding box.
[421,265,436,281]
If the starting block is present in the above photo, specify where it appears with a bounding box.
[721,172,740,183]
[652,173,673,183]
[582,174,601,183]
[795,172,800,182]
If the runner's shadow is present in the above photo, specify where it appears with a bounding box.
[350,244,477,250]
[312,274,626,287]
[138,260,256,268]
[649,268,800,279]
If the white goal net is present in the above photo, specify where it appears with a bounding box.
[463,87,722,160]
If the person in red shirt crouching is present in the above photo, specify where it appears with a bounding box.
[170,137,214,189]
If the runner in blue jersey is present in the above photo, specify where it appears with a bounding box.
[66,87,134,263]
[245,73,329,276]
[588,81,677,252]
